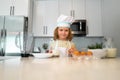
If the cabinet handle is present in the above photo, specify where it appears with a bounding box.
[10,6,15,16]
[72,10,74,17]
[46,26,47,35]
[1,29,3,38]
[4,29,7,38]
[70,10,72,16]
[12,6,15,15]
[73,10,75,17]
[43,26,45,35]
[86,25,88,35]
[10,6,12,15]
[43,26,44,34]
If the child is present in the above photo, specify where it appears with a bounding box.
[49,15,77,57]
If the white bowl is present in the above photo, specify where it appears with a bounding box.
[88,49,107,59]
[32,53,53,58]
[52,50,60,57]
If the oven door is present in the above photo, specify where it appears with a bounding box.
[70,21,86,36]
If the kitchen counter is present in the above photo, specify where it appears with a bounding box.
[0,57,120,80]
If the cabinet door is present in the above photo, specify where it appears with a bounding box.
[14,0,29,16]
[0,0,29,16]
[45,0,59,36]
[73,0,85,19]
[0,0,11,15]
[32,1,45,36]
[32,0,59,37]
[86,0,103,36]
[59,0,73,16]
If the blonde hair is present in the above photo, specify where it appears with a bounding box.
[54,27,73,41]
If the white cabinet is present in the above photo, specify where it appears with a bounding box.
[59,0,72,17]
[0,0,29,16]
[59,0,85,19]
[72,0,86,19]
[0,0,11,15]
[14,0,29,16]
[86,0,103,36]
[32,0,103,37]
[32,0,59,37]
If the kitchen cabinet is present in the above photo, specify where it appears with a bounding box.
[13,0,29,16]
[0,0,11,15]
[0,0,29,16]
[32,0,59,37]
[32,0,103,37]
[59,0,85,19]
[86,0,103,36]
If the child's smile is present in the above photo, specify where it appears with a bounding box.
[58,27,69,40]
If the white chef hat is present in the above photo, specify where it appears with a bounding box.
[57,15,74,28]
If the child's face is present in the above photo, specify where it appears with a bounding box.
[57,27,69,40]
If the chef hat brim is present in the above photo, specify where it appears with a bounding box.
[57,22,71,28]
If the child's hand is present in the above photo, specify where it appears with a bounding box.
[68,47,75,54]
[48,50,52,53]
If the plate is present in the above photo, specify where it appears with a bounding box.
[32,53,53,58]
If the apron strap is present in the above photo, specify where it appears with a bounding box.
[68,41,71,49]
[54,40,58,50]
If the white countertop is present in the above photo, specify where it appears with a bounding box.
[0,57,120,80]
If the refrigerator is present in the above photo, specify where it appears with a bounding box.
[0,16,28,56]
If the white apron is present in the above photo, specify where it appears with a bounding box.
[54,40,71,57]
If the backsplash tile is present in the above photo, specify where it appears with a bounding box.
[72,37,103,50]
[33,37,103,52]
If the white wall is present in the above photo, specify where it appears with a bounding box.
[102,0,120,56]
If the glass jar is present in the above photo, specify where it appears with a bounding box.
[103,37,117,58]
[103,37,114,48]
